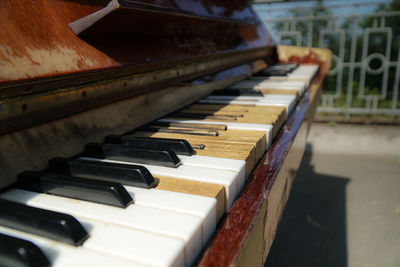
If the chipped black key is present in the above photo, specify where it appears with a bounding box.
[49,158,157,189]
[17,172,133,208]
[0,199,88,246]
[106,135,195,156]
[0,233,50,267]
[84,143,181,168]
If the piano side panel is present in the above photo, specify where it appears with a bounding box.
[198,93,310,267]
[197,46,332,266]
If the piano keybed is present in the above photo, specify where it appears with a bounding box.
[0,63,319,267]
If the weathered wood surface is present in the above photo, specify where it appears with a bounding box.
[0,0,273,89]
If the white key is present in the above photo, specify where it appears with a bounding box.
[287,65,319,83]
[243,79,307,93]
[230,80,306,92]
[127,187,217,244]
[158,118,273,147]
[198,98,294,113]
[0,189,202,266]
[0,224,145,267]
[79,157,240,209]
[178,154,245,174]
[205,94,295,102]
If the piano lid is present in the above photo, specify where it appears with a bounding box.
[0,0,275,94]
[0,0,277,136]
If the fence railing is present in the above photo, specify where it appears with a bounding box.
[254,1,400,118]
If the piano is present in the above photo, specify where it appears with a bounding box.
[0,0,331,266]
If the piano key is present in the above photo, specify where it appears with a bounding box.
[0,199,88,246]
[106,135,245,174]
[198,98,294,113]
[129,131,256,177]
[48,152,226,220]
[254,63,299,76]
[212,89,264,96]
[106,135,196,155]
[125,186,217,244]
[84,143,182,168]
[0,232,50,267]
[140,126,219,136]
[153,122,227,131]
[17,172,133,208]
[0,216,182,267]
[154,176,225,221]
[80,157,241,209]
[159,119,272,147]
[204,94,296,102]
[1,189,201,266]
[130,129,266,164]
[286,64,319,82]
[49,157,157,188]
[230,79,306,92]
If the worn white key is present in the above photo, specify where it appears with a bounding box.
[127,187,216,244]
[242,79,307,93]
[287,65,319,83]
[80,157,240,209]
[0,225,145,267]
[198,98,294,113]
[230,80,306,92]
[0,189,202,266]
[158,118,273,147]
[205,95,295,102]
[178,154,245,174]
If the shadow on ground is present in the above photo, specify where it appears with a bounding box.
[265,144,350,267]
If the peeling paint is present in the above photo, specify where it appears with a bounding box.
[0,45,98,80]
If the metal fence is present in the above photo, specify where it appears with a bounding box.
[254,1,400,118]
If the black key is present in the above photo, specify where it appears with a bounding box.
[139,126,218,136]
[0,199,88,246]
[212,89,263,96]
[172,112,239,120]
[254,63,299,77]
[84,143,181,168]
[49,158,157,189]
[0,233,50,267]
[17,172,133,208]
[106,136,195,156]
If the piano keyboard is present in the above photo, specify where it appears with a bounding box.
[0,63,318,267]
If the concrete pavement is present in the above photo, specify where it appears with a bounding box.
[265,123,400,267]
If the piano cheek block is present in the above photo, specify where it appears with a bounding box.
[49,158,157,189]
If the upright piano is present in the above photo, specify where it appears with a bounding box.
[0,1,331,266]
